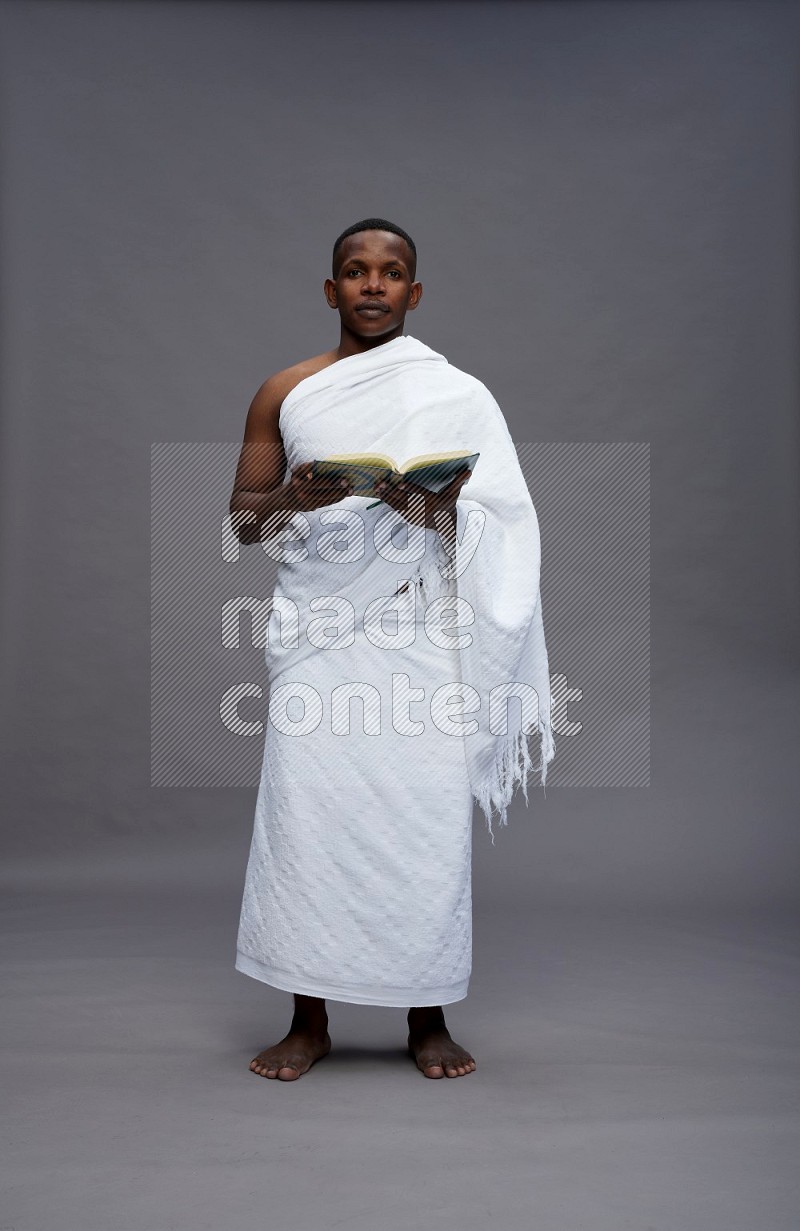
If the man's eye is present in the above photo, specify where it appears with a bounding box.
[347,269,362,277]
[387,270,401,278]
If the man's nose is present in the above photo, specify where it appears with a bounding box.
[362,273,385,293]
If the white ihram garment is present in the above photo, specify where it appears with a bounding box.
[235,335,554,1006]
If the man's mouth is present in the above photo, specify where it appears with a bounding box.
[357,303,389,313]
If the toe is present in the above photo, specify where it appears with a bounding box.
[423,1062,444,1078]
[278,1064,301,1080]
[251,1055,274,1074]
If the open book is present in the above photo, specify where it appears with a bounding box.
[311,449,480,502]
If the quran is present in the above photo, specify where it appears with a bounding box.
[311,449,480,502]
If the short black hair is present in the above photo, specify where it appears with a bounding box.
[332,217,417,279]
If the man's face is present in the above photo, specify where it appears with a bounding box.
[324,230,422,338]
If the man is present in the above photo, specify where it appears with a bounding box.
[230,218,553,1080]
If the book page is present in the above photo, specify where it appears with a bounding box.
[318,453,397,471]
[401,449,476,473]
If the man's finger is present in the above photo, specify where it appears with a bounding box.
[444,469,471,492]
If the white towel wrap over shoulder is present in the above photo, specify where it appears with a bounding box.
[270,334,555,839]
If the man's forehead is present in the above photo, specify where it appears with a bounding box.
[339,232,411,265]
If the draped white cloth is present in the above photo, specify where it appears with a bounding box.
[235,334,554,1006]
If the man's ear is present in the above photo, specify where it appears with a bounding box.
[323,278,337,308]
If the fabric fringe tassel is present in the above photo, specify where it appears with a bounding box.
[408,532,555,844]
[475,719,555,845]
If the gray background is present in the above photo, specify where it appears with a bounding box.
[1,2,798,1229]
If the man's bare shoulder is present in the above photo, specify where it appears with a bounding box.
[253,349,340,416]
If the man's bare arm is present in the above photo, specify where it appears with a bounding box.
[229,374,297,545]
[229,368,354,545]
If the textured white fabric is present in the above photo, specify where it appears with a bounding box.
[235,334,554,1006]
[236,614,474,1006]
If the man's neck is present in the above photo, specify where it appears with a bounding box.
[336,323,406,361]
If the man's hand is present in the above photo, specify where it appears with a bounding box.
[374,468,472,532]
[288,463,354,511]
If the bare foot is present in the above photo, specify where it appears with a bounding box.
[407,1006,477,1079]
[250,997,331,1081]
[249,1028,331,1080]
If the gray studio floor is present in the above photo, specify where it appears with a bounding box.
[3,839,798,1231]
